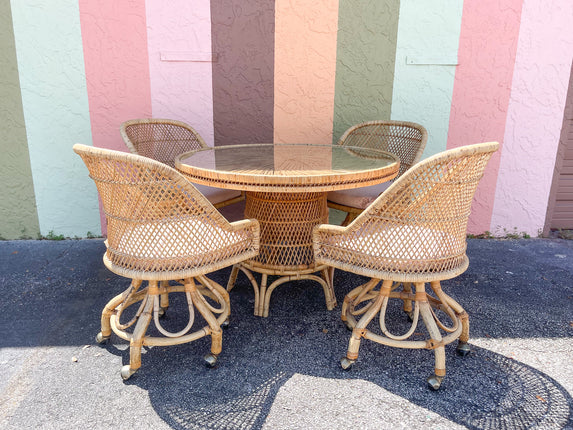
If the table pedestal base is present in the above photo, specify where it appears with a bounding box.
[227,263,335,317]
[228,191,335,317]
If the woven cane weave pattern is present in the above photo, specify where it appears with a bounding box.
[337,120,428,177]
[74,145,259,278]
[315,142,499,281]
[327,121,427,225]
[246,191,329,270]
[121,118,206,168]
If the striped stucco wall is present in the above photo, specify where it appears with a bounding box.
[2,1,573,239]
[211,0,275,146]
[146,0,216,145]
[391,0,463,158]
[0,0,39,239]
[332,0,399,144]
[10,0,100,238]
[274,0,339,145]
[491,0,573,237]
[79,0,153,232]
[448,0,523,234]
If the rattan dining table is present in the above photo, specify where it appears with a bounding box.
[175,143,399,317]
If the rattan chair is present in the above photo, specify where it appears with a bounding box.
[314,142,499,389]
[74,144,259,380]
[327,120,428,226]
[121,118,244,208]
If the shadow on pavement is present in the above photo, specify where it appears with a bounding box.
[1,238,572,429]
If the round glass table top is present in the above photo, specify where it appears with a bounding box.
[175,143,399,192]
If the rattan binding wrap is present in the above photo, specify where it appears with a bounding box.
[73,144,259,379]
[121,118,244,208]
[314,142,499,389]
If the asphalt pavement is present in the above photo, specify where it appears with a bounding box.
[1,230,572,429]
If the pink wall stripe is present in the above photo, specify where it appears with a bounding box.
[79,0,152,232]
[447,0,523,234]
[145,0,215,146]
[273,0,339,144]
[491,0,573,236]
[79,0,152,153]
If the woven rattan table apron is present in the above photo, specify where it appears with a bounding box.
[176,143,399,317]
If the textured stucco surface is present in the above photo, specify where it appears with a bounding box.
[10,0,100,238]
[3,2,573,238]
[332,0,399,144]
[491,0,573,237]
[146,0,215,145]
[211,0,275,146]
[274,0,339,145]
[448,0,523,234]
[0,0,39,240]
[390,0,463,157]
[79,0,152,234]
[80,0,152,153]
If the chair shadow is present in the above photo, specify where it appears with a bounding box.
[2,238,571,429]
[106,267,573,430]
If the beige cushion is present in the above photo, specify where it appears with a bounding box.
[194,184,241,206]
[327,182,391,209]
[318,225,466,276]
[115,218,245,264]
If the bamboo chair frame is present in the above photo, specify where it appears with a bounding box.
[314,142,499,389]
[121,118,244,208]
[327,120,428,226]
[74,144,259,380]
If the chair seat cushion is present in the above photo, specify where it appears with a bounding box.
[327,182,391,209]
[108,218,253,274]
[194,184,242,205]
[316,224,467,279]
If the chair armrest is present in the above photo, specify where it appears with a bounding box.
[229,218,260,234]
[229,218,260,252]
[312,223,346,245]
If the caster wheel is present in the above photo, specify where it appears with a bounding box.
[343,320,353,331]
[96,332,110,344]
[427,374,444,390]
[221,319,230,329]
[204,354,218,368]
[456,341,471,357]
[157,307,166,318]
[340,357,355,370]
[121,365,137,380]
[405,310,414,322]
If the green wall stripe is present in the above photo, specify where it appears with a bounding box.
[390,0,464,158]
[0,0,40,239]
[332,0,400,144]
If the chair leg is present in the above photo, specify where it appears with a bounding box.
[417,282,446,390]
[456,310,471,356]
[158,280,169,317]
[433,281,471,356]
[121,282,155,380]
[97,279,142,344]
[341,278,379,331]
[341,212,358,227]
[96,293,122,343]
[227,264,240,292]
[188,279,227,367]
[341,280,391,369]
